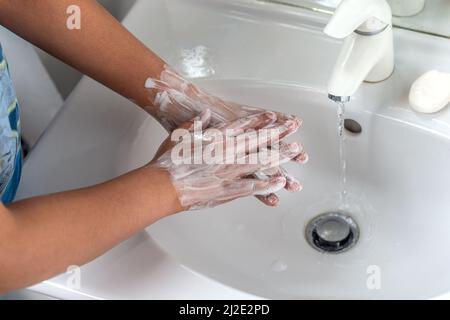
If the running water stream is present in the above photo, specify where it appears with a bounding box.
[337,102,347,207]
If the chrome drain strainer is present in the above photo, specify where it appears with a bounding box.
[305,212,359,254]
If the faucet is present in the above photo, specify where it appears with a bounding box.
[324,0,394,103]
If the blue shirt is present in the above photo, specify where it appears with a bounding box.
[0,44,22,204]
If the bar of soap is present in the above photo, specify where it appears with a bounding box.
[409,70,450,114]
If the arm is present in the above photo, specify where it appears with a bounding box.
[0,0,307,206]
[0,0,182,293]
[0,111,301,293]
[0,0,274,127]
[0,166,182,294]
[0,0,164,109]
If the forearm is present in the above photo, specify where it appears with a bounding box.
[0,0,258,130]
[0,0,164,109]
[0,166,181,293]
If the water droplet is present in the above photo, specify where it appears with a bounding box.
[271,260,288,273]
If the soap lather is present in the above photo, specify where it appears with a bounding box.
[409,70,450,114]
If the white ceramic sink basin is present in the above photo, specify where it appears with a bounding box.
[150,80,450,299]
[16,0,450,299]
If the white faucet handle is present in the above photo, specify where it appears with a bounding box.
[324,0,392,39]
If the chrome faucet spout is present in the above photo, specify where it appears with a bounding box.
[328,94,351,103]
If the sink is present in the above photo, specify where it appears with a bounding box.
[151,79,450,299]
[16,0,450,299]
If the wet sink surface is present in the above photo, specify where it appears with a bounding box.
[16,0,450,299]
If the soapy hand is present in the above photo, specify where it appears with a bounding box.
[150,110,304,210]
[145,65,308,206]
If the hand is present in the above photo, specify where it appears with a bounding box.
[150,110,303,210]
[145,66,308,206]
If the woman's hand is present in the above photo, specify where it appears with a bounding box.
[145,66,308,206]
[150,110,304,210]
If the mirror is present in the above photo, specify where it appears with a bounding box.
[266,0,450,38]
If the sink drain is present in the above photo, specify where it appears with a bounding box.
[305,212,359,254]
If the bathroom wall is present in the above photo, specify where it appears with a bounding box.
[36,0,137,99]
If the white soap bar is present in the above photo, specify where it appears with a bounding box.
[409,70,450,114]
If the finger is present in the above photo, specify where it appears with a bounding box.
[253,166,303,205]
[204,115,301,157]
[270,112,302,128]
[223,167,281,208]
[255,116,301,147]
[219,142,301,185]
[266,115,301,140]
[220,142,300,178]
[256,142,303,169]
[258,166,299,192]
[217,161,280,180]
[279,167,303,192]
[272,141,301,152]
[216,113,300,154]
[270,142,308,166]
[250,176,287,196]
[233,104,302,129]
[255,193,280,206]
[216,163,262,179]
[216,111,277,135]
[231,120,300,156]
[252,169,282,206]
[219,176,286,202]
[293,151,309,164]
